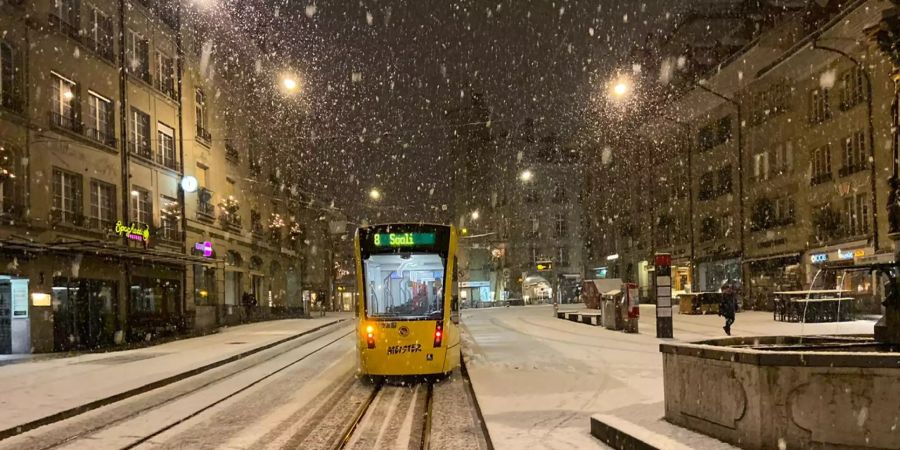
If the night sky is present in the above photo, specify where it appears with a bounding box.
[261,1,682,221]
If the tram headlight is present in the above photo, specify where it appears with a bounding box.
[366,325,374,334]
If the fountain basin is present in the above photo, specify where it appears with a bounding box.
[661,335,900,449]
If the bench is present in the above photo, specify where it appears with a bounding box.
[556,311,602,326]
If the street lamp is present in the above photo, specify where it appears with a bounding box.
[471,210,480,220]
[368,188,381,200]
[607,74,633,101]
[519,170,534,182]
[280,74,301,95]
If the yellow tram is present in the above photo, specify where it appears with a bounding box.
[354,223,461,377]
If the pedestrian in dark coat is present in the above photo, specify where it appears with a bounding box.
[719,281,737,335]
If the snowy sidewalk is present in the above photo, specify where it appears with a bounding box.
[0,314,351,435]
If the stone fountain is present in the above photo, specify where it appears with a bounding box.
[660,260,900,449]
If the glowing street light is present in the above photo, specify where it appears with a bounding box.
[282,76,298,92]
[607,74,633,101]
[368,188,381,200]
[519,170,534,182]
[471,210,480,220]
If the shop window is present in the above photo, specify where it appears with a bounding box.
[52,168,83,225]
[193,265,217,306]
[130,276,180,316]
[130,186,152,225]
[52,277,117,351]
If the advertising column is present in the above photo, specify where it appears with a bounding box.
[654,253,673,338]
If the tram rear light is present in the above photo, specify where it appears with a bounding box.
[433,321,444,348]
[365,325,375,349]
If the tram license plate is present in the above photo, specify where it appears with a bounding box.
[380,322,397,328]
[387,344,422,355]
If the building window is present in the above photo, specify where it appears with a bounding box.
[554,212,567,238]
[717,165,732,195]
[159,195,179,242]
[750,82,791,125]
[752,151,769,183]
[52,168,82,224]
[699,172,714,201]
[524,186,538,203]
[0,42,20,112]
[700,216,718,242]
[809,87,831,124]
[157,122,177,169]
[156,52,175,98]
[86,5,114,61]
[53,0,81,37]
[86,91,114,147]
[552,183,566,202]
[844,193,870,237]
[811,145,832,185]
[499,217,510,240]
[751,197,795,231]
[130,108,150,157]
[195,88,211,143]
[126,29,150,82]
[840,66,866,110]
[773,140,794,175]
[250,209,263,234]
[51,72,78,131]
[530,218,540,237]
[697,116,732,152]
[131,186,152,225]
[89,180,114,229]
[840,130,867,177]
[557,246,569,267]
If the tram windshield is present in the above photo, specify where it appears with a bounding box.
[363,253,446,320]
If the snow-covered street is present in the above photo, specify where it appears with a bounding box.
[460,304,877,449]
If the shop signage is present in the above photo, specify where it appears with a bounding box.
[11,280,28,317]
[460,281,490,288]
[115,221,150,244]
[193,241,214,258]
[606,254,619,261]
[536,261,553,271]
[810,253,828,264]
[837,249,865,260]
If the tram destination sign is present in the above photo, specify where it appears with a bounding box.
[372,232,436,248]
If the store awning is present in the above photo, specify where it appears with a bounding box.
[0,238,216,266]
[742,252,801,264]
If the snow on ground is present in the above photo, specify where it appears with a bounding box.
[0,314,351,432]
[460,304,876,449]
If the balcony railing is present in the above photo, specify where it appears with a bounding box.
[88,217,115,232]
[82,36,114,62]
[48,14,80,41]
[196,125,212,145]
[154,78,177,100]
[1,92,24,114]
[839,164,867,177]
[197,189,215,218]
[50,209,86,227]
[128,140,152,160]
[251,223,264,238]
[810,172,833,186]
[221,213,241,231]
[84,127,117,149]
[155,152,181,171]
[49,111,82,133]
[225,144,240,162]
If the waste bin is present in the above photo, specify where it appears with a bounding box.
[601,289,622,330]
[614,296,626,330]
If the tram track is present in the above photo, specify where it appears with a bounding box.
[0,323,353,450]
[336,380,435,450]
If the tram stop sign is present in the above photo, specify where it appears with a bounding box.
[536,261,553,271]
